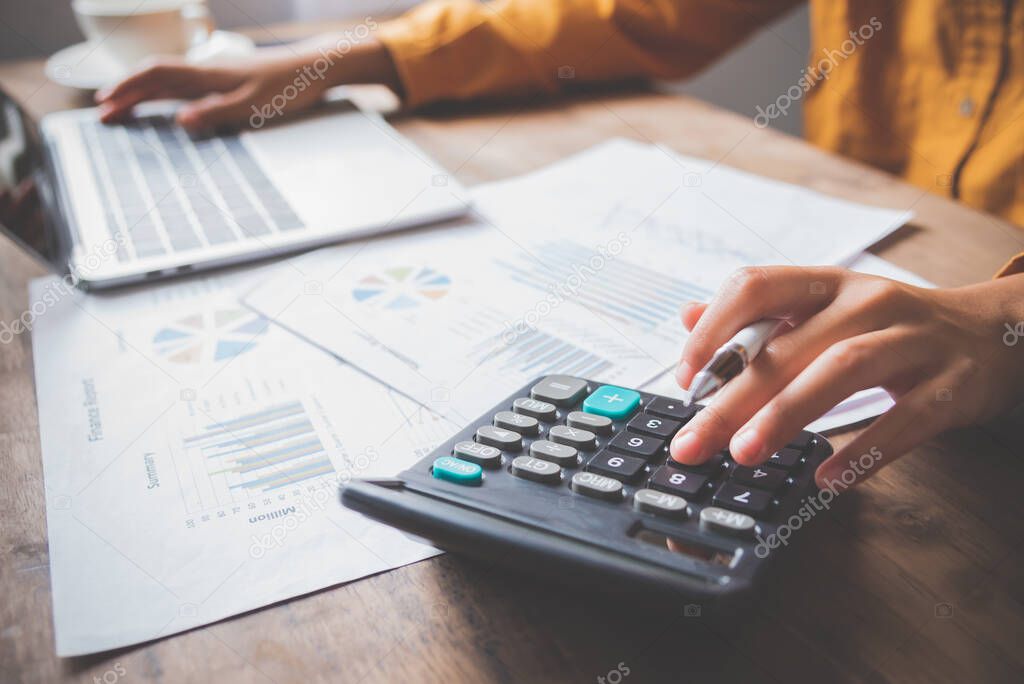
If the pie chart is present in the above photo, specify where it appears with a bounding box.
[152,309,269,364]
[351,266,451,310]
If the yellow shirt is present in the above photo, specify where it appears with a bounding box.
[379,0,1024,276]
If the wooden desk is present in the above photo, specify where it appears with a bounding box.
[3,48,1024,684]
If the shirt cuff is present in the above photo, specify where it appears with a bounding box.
[378,2,497,110]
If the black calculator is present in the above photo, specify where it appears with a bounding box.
[342,375,832,609]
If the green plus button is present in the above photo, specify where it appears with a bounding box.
[582,385,641,419]
[432,456,483,485]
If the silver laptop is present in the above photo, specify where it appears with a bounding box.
[0,87,469,288]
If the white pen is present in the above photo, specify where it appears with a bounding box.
[685,319,781,404]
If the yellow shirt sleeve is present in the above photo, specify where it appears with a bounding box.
[378,0,800,108]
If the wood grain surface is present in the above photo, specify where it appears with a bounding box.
[2,35,1024,684]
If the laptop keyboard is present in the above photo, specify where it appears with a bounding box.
[78,116,304,261]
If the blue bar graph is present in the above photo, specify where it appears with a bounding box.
[186,401,335,492]
[494,241,711,330]
[476,328,613,378]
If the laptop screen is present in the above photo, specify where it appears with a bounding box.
[0,88,62,269]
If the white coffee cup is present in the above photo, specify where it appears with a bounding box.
[72,0,213,70]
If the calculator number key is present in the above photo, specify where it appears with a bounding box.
[512,397,557,421]
[566,411,613,435]
[494,410,539,436]
[571,471,623,501]
[476,425,522,451]
[712,482,772,516]
[529,440,578,466]
[548,425,597,451]
[511,456,562,483]
[586,451,647,482]
[530,375,589,407]
[649,466,708,497]
[626,414,681,440]
[453,441,502,469]
[731,465,787,491]
[608,431,662,460]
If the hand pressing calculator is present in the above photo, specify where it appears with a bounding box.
[342,375,833,608]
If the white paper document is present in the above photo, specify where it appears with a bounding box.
[243,139,911,424]
[32,267,456,656]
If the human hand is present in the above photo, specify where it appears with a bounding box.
[94,37,399,130]
[670,266,1024,488]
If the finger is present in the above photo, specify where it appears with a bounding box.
[814,376,959,489]
[95,59,193,102]
[98,87,176,122]
[678,266,840,388]
[728,329,933,464]
[670,301,870,464]
[680,302,707,331]
[176,85,257,130]
[96,62,241,122]
[675,302,709,385]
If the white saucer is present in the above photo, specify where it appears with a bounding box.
[45,31,256,91]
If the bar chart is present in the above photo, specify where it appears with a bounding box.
[183,399,335,502]
[472,327,614,379]
[494,240,711,330]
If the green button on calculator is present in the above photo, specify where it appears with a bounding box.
[432,456,482,485]
[582,385,641,419]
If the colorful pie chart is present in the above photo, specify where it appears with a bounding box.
[352,266,451,310]
[152,309,269,364]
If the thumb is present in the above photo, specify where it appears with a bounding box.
[176,85,257,130]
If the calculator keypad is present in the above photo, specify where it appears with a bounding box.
[427,376,828,561]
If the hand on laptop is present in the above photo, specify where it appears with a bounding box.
[95,36,401,130]
[670,266,1024,489]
